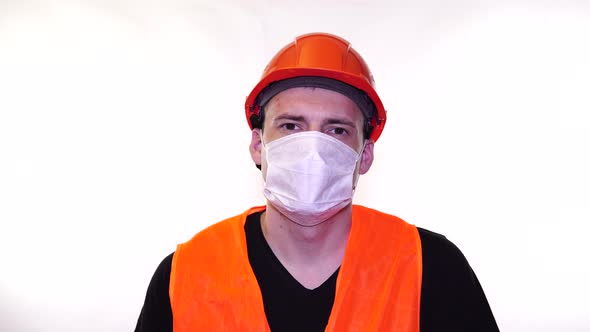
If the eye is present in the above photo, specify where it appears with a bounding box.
[329,127,348,135]
[280,123,299,131]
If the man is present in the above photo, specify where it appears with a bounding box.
[135,32,499,331]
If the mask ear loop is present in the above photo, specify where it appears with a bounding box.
[260,132,267,167]
[357,140,367,162]
[352,140,367,192]
[255,128,266,170]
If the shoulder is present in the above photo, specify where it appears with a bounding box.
[417,227,478,288]
[135,253,174,332]
[353,206,465,264]
[417,227,499,331]
[145,252,174,300]
[156,252,174,277]
[178,211,250,255]
[180,207,264,249]
[171,208,261,288]
[352,204,405,221]
[418,227,469,265]
[186,215,241,242]
[352,205,414,232]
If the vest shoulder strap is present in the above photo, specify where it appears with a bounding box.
[170,206,269,332]
[326,205,422,331]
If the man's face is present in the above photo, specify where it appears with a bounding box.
[249,87,374,176]
[264,87,365,149]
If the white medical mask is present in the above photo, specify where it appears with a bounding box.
[262,131,363,225]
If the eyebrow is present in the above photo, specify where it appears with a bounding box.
[273,114,357,127]
[273,114,306,122]
[324,118,357,128]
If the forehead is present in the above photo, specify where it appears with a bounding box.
[265,87,365,122]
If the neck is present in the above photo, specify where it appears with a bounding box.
[260,204,353,289]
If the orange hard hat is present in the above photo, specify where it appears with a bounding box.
[245,32,387,142]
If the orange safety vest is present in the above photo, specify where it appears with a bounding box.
[170,205,422,331]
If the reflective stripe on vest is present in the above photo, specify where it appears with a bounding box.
[170,205,422,331]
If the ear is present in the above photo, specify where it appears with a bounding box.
[359,139,374,175]
[249,128,263,166]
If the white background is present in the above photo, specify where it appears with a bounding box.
[1,0,589,331]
